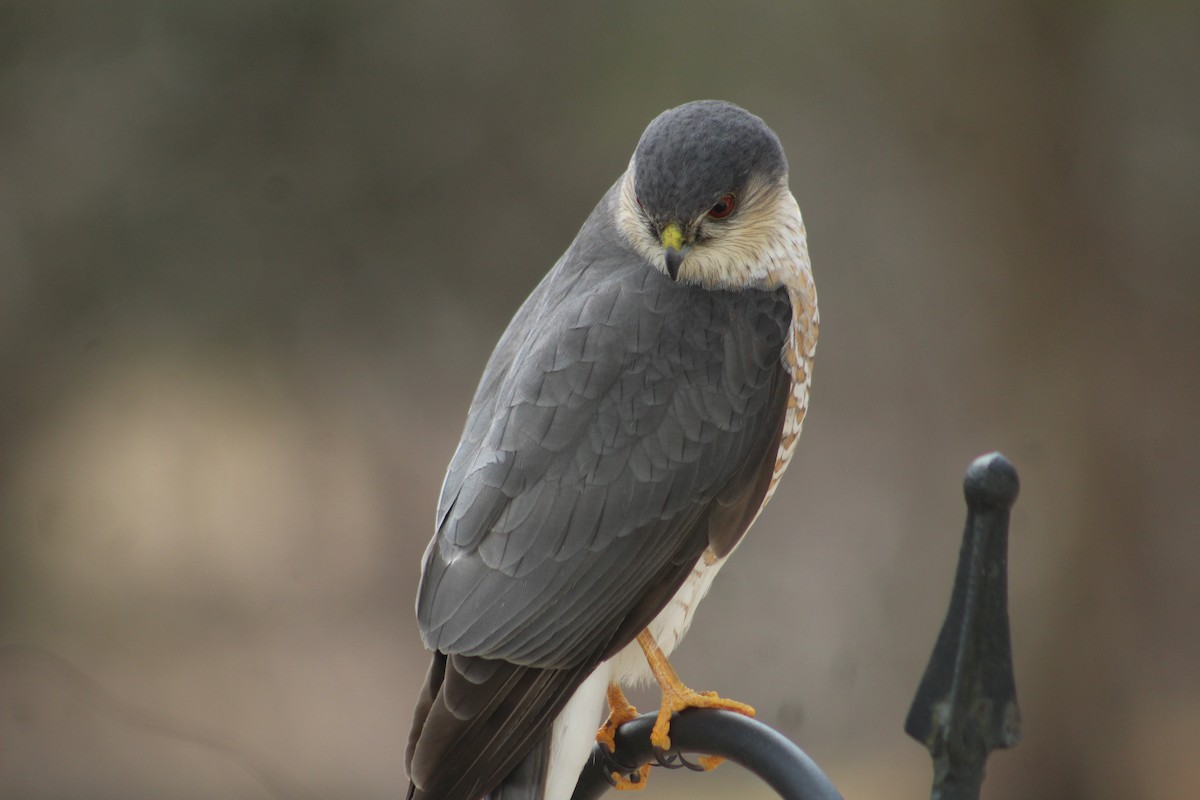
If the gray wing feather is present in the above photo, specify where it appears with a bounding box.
[408,185,794,800]
[418,186,792,669]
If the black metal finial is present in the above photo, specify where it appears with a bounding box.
[905,452,1022,800]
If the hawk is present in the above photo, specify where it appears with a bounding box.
[405,100,818,800]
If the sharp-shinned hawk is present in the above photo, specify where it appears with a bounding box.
[405,100,819,800]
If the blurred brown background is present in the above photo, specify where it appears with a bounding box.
[1,2,1197,798]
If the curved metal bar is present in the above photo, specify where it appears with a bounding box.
[571,708,843,800]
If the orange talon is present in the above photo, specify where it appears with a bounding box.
[636,629,756,752]
[598,684,651,790]
[596,683,641,753]
[609,764,652,791]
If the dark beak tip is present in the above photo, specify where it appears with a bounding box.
[664,250,683,281]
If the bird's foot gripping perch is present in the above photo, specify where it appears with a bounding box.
[637,629,755,770]
[597,684,651,790]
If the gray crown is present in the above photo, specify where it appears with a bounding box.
[633,100,787,223]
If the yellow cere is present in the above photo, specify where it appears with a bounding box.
[660,222,684,252]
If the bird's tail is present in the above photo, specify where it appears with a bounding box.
[404,650,597,800]
[485,732,551,800]
[405,732,550,800]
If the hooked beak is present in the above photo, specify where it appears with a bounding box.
[660,222,686,281]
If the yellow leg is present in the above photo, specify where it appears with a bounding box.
[637,629,756,754]
[597,683,651,790]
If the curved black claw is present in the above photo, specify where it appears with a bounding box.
[653,749,707,771]
[598,743,645,787]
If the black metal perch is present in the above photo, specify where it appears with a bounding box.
[573,452,1021,800]
[570,708,842,800]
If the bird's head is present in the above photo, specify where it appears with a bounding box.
[616,100,804,289]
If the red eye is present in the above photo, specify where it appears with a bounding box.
[707,194,736,219]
